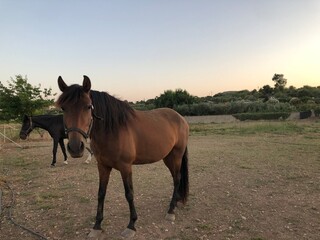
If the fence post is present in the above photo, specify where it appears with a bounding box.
[0,125,23,148]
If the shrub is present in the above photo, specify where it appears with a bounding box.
[267,97,279,104]
[313,107,320,117]
[289,97,301,105]
[233,112,291,121]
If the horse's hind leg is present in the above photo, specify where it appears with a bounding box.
[59,138,68,164]
[163,146,189,221]
[163,151,182,221]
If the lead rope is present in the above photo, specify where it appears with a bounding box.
[4,180,47,239]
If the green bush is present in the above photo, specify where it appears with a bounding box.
[314,107,320,117]
[233,112,291,121]
[173,101,295,116]
[174,104,192,116]
[133,103,155,111]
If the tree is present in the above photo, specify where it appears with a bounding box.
[258,85,274,102]
[154,89,195,108]
[272,74,287,91]
[0,75,55,121]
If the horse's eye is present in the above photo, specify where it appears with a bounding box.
[88,105,93,110]
[61,107,65,111]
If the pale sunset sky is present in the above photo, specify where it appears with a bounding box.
[1,0,319,102]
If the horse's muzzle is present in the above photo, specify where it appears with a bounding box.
[67,140,85,158]
[19,133,27,140]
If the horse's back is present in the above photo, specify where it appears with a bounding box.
[47,115,66,139]
[134,108,188,136]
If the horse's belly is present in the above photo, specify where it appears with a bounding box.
[133,140,172,165]
[131,122,180,164]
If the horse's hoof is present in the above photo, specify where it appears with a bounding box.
[121,228,136,239]
[64,161,68,165]
[165,213,176,221]
[88,229,103,239]
[50,164,55,167]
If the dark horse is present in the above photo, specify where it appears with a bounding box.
[56,76,189,238]
[19,115,93,166]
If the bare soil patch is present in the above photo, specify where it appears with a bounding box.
[1,120,320,240]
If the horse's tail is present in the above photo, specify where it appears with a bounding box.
[178,146,189,204]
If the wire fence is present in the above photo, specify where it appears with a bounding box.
[0,124,23,149]
[0,124,50,149]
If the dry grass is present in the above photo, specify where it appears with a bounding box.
[0,119,320,239]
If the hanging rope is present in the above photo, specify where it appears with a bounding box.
[1,180,47,240]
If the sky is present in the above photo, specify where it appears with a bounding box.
[1,0,320,102]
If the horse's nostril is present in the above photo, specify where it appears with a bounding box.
[67,143,72,153]
[67,140,85,158]
[80,141,85,151]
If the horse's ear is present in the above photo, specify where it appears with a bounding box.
[83,75,91,93]
[58,76,68,92]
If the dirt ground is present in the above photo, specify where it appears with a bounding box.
[0,120,319,240]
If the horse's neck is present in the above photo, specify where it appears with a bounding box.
[32,116,51,131]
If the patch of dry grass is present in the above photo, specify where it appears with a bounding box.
[1,119,320,239]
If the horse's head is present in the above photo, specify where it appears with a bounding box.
[19,115,33,140]
[56,76,93,158]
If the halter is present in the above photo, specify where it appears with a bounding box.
[64,105,102,139]
[65,117,93,139]
[21,116,33,137]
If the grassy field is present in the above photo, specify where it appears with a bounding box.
[0,119,319,239]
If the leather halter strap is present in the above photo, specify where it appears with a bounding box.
[21,116,33,136]
[65,117,93,139]
[64,104,103,139]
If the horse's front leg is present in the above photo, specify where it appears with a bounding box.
[59,138,68,164]
[51,139,58,166]
[120,168,137,238]
[89,164,112,238]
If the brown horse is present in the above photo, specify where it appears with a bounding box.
[56,76,189,238]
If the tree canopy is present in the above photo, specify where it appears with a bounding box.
[136,73,320,116]
[272,74,287,91]
[154,89,195,108]
[1,73,320,120]
[0,75,55,122]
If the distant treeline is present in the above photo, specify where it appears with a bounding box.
[133,82,320,118]
[1,74,320,122]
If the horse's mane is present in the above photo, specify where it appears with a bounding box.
[56,84,85,107]
[90,90,135,133]
[56,84,135,134]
